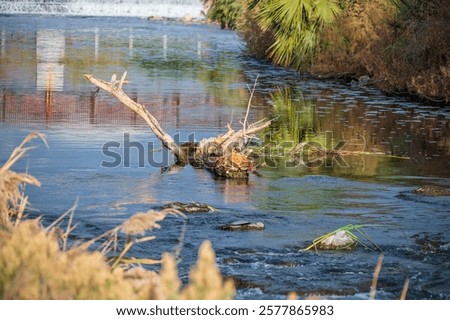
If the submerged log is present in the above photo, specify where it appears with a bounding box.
[84,72,271,178]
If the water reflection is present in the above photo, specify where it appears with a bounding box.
[1,30,5,56]
[36,29,65,91]
[0,18,249,126]
[261,87,450,177]
[128,28,133,57]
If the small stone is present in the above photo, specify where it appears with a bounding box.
[161,202,214,213]
[317,231,356,250]
[223,257,239,264]
[358,75,371,86]
[220,221,265,231]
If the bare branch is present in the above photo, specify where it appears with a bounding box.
[243,74,259,136]
[84,73,185,160]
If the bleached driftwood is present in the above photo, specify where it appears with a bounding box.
[85,72,271,178]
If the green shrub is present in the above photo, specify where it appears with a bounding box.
[205,0,242,29]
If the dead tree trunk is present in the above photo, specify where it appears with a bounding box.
[85,72,271,179]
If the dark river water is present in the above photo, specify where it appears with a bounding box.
[1,15,449,299]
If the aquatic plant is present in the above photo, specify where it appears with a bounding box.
[0,134,235,299]
[304,224,381,251]
[268,87,322,147]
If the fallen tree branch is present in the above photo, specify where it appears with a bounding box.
[85,72,271,178]
[84,73,185,160]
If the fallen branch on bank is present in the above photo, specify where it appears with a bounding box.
[84,72,271,178]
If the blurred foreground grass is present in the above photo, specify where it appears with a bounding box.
[0,132,235,299]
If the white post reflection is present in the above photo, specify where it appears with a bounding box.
[1,30,5,57]
[94,28,99,61]
[163,34,167,60]
[128,27,133,57]
[197,38,201,59]
[36,29,65,92]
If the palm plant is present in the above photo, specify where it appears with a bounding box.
[252,0,341,68]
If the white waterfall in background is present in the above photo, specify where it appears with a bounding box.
[0,0,204,19]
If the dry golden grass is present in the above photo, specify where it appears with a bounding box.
[0,219,136,299]
[0,133,235,300]
[180,240,235,300]
[121,209,186,236]
[0,132,46,228]
[367,0,450,102]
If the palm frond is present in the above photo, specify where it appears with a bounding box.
[255,0,341,69]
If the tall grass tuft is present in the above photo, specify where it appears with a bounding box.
[180,240,235,299]
[0,132,47,228]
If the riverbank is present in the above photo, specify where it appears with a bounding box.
[205,0,450,104]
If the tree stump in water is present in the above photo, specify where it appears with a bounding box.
[85,72,270,179]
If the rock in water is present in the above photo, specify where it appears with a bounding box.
[220,221,265,231]
[317,231,356,250]
[412,185,450,196]
[161,202,214,213]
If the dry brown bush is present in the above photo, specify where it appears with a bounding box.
[311,0,450,102]
[311,0,395,77]
[235,0,274,60]
[367,0,450,101]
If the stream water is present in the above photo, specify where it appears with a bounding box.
[1,15,449,299]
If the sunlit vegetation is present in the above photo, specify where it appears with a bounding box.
[313,0,450,102]
[268,87,322,147]
[250,0,341,69]
[204,0,242,29]
[0,133,235,299]
[254,88,422,177]
[206,0,450,102]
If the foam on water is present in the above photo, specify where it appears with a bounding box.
[0,0,204,18]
